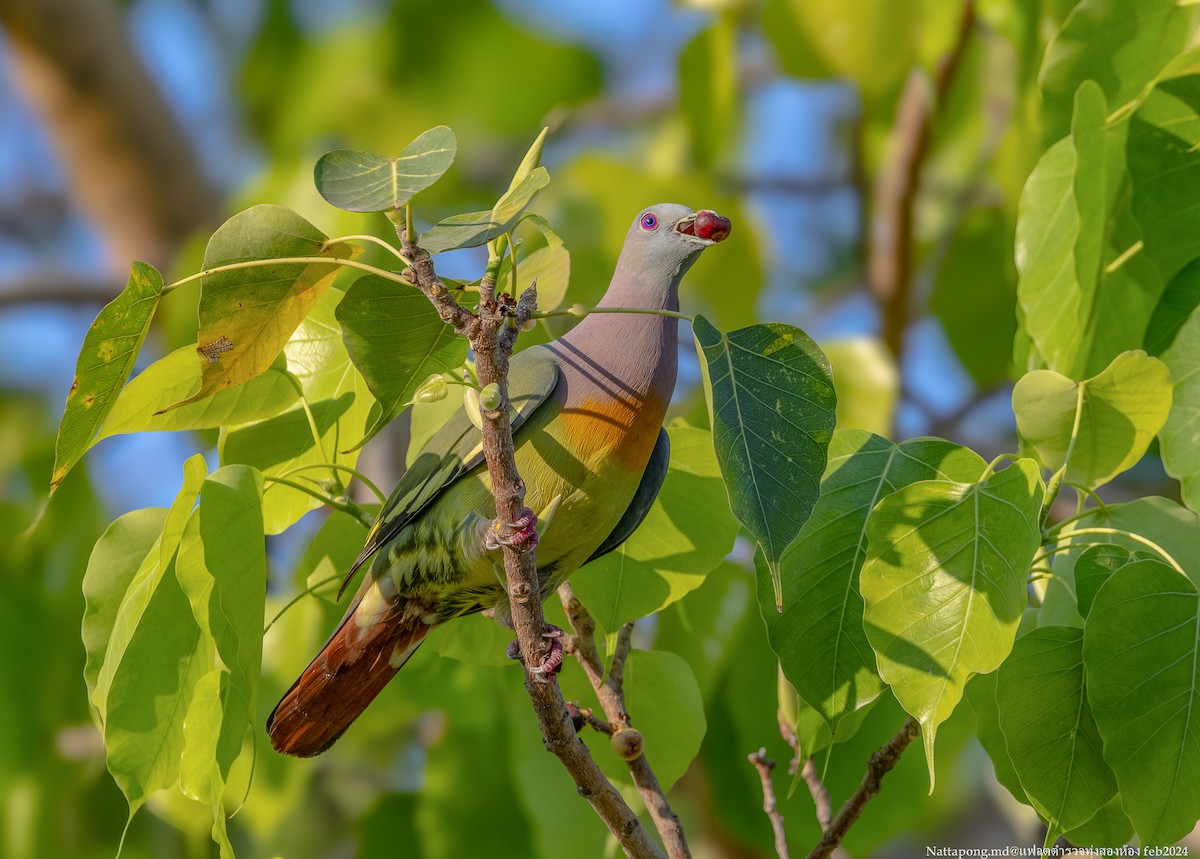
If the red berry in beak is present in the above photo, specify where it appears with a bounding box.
[694,209,731,242]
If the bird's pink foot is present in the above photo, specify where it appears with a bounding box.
[485,507,539,552]
[506,626,565,680]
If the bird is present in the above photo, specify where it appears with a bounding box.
[267,203,732,757]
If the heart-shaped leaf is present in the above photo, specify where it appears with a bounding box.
[314,126,457,213]
[420,167,550,253]
[1085,559,1200,846]
[1013,349,1173,489]
[165,204,358,411]
[693,315,837,609]
[1161,307,1200,512]
[861,459,1044,787]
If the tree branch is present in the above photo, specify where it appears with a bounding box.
[800,759,833,834]
[560,585,691,859]
[748,749,790,859]
[0,0,221,269]
[805,718,921,859]
[867,0,976,359]
[398,226,664,859]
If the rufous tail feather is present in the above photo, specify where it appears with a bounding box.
[267,596,431,757]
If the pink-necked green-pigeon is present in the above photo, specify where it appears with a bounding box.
[268,204,731,757]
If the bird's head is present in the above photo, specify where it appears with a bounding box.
[619,203,732,287]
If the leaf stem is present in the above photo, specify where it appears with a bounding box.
[979,452,1017,480]
[1042,381,1087,525]
[274,462,386,504]
[261,476,373,528]
[1062,527,1185,574]
[326,233,408,265]
[282,374,340,491]
[532,305,694,322]
[161,256,414,295]
[404,202,415,245]
[263,572,343,634]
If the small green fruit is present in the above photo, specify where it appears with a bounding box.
[412,374,448,403]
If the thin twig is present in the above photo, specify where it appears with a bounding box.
[805,718,921,859]
[749,749,790,859]
[800,759,833,834]
[398,225,662,859]
[560,584,692,859]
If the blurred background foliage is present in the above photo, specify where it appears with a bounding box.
[0,0,1184,856]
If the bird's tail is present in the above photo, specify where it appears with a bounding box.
[267,591,432,757]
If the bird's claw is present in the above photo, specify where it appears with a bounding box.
[506,625,565,680]
[484,507,539,552]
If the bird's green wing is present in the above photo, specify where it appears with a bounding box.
[341,346,561,594]
[583,427,670,566]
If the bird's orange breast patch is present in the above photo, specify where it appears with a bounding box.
[559,394,665,472]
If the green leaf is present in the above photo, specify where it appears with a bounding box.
[1063,796,1135,850]
[498,242,570,311]
[166,204,359,410]
[81,507,169,710]
[572,426,738,632]
[1012,349,1173,489]
[1146,258,1200,355]
[1039,496,1200,628]
[314,125,457,213]
[861,459,1045,787]
[419,167,550,253]
[52,261,163,490]
[996,626,1116,845]
[1084,559,1200,846]
[693,316,837,608]
[623,649,706,791]
[292,508,371,601]
[679,14,736,169]
[1162,307,1200,511]
[335,275,467,450]
[761,430,985,728]
[91,455,209,816]
[1016,84,1109,378]
[96,346,297,442]
[176,465,265,858]
[1039,0,1191,140]
[966,672,1028,806]
[221,285,376,534]
[1129,74,1200,284]
[1074,544,1152,620]
[505,127,549,194]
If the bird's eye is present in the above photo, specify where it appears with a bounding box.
[640,213,658,231]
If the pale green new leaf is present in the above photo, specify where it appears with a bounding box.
[221,285,376,533]
[176,466,265,858]
[81,507,169,710]
[314,126,457,213]
[91,455,209,816]
[505,127,549,194]
[166,204,358,410]
[997,626,1116,846]
[97,347,297,442]
[1161,307,1200,512]
[761,430,985,728]
[861,459,1044,787]
[572,426,738,633]
[1084,559,1200,846]
[419,167,550,253]
[52,261,163,490]
[1012,349,1173,489]
[693,316,837,609]
[497,242,570,311]
[336,274,467,450]
[1040,0,1191,140]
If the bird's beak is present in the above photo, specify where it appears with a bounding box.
[675,210,732,246]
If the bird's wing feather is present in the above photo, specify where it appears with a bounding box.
[340,345,561,595]
[582,427,670,566]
